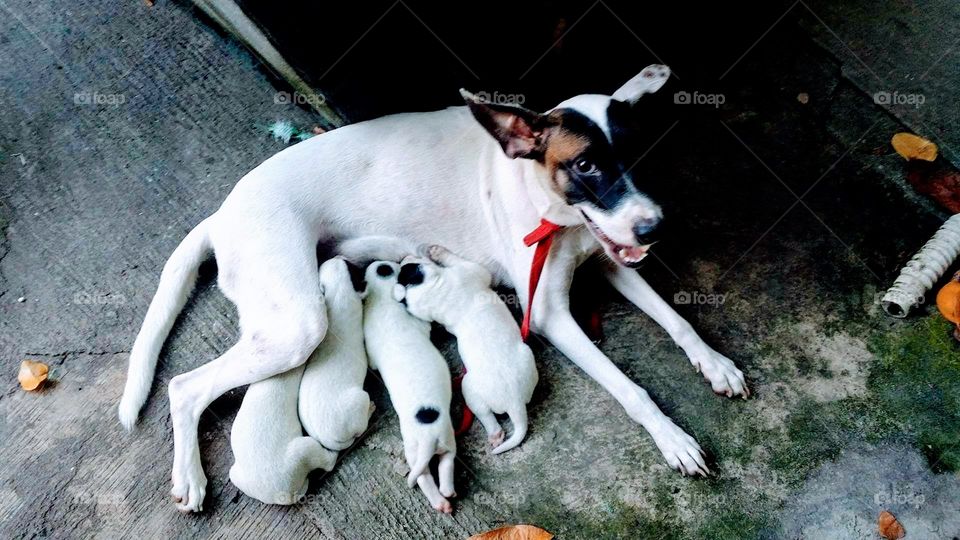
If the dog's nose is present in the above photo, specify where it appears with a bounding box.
[397,263,424,286]
[633,217,661,245]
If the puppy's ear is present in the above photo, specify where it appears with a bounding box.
[461,89,549,160]
[612,64,671,104]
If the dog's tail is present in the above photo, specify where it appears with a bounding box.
[491,405,528,455]
[406,438,438,487]
[118,218,212,429]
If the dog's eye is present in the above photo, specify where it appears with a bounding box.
[572,158,598,175]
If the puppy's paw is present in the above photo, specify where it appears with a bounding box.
[435,498,453,514]
[170,462,207,513]
[690,349,749,399]
[426,244,450,263]
[488,429,505,449]
[651,421,709,477]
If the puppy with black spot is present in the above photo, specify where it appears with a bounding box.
[396,245,538,454]
[229,364,337,505]
[298,257,374,451]
[363,261,457,514]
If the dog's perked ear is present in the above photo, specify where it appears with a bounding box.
[611,64,671,104]
[460,89,550,160]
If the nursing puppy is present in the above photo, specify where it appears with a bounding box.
[396,245,538,454]
[363,261,457,514]
[229,365,337,505]
[299,257,374,451]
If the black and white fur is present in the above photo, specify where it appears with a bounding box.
[119,64,748,512]
[228,364,337,506]
[395,245,537,454]
[298,257,374,450]
[362,261,457,514]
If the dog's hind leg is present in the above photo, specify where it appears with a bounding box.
[437,451,456,498]
[167,229,326,512]
[416,472,452,514]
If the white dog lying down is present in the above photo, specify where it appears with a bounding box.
[396,245,538,454]
[362,261,457,514]
[229,364,337,505]
[299,257,374,451]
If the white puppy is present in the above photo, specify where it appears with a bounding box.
[362,261,457,514]
[299,257,374,451]
[229,364,337,505]
[395,245,538,454]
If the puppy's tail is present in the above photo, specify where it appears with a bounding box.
[491,405,528,455]
[118,218,212,429]
[406,438,437,487]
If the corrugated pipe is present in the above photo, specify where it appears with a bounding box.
[882,214,960,317]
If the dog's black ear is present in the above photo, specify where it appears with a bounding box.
[460,89,548,160]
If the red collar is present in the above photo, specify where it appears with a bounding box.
[520,219,563,341]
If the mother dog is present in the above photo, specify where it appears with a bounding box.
[119,64,748,512]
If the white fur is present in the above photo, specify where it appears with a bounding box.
[362,262,457,514]
[229,364,337,506]
[298,257,373,450]
[396,245,538,454]
[119,64,747,512]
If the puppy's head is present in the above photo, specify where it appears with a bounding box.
[394,257,446,323]
[363,261,401,300]
[462,64,671,267]
[319,257,361,308]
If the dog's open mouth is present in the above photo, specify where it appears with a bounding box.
[580,211,652,267]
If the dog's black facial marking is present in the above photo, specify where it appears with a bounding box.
[548,108,635,211]
[415,407,440,424]
[397,263,424,286]
[376,263,394,277]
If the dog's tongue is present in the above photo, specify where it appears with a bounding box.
[618,246,648,262]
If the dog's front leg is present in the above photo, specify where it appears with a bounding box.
[529,254,707,475]
[540,308,709,475]
[604,264,749,398]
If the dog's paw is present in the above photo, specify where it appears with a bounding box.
[488,429,505,449]
[651,421,709,477]
[690,349,749,399]
[434,498,453,514]
[171,462,207,513]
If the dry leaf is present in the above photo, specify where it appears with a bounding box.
[18,360,49,391]
[892,133,938,161]
[797,92,809,104]
[878,510,906,540]
[468,524,554,540]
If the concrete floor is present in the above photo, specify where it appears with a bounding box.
[1,1,959,539]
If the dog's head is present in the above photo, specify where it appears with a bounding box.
[319,257,361,309]
[363,260,401,299]
[392,257,442,323]
[462,64,671,267]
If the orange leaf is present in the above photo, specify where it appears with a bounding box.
[18,360,49,391]
[468,524,554,540]
[892,133,938,162]
[878,510,906,540]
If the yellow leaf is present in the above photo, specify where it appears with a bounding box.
[878,510,906,540]
[892,132,938,161]
[18,360,49,391]
[468,524,554,540]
